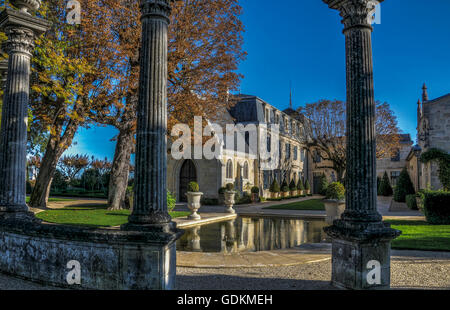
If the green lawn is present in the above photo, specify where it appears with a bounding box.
[26,197,74,203]
[387,220,450,251]
[36,204,190,228]
[264,199,325,211]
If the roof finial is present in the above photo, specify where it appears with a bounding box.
[422,83,429,102]
[289,81,293,109]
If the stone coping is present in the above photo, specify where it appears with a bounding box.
[175,213,237,229]
[177,248,331,268]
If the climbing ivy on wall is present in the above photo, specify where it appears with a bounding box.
[420,148,450,191]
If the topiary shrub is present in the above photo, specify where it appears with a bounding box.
[188,181,199,192]
[304,179,311,191]
[325,182,345,200]
[251,186,260,194]
[421,190,450,224]
[281,180,289,193]
[289,180,297,191]
[270,179,280,193]
[406,194,418,210]
[378,171,393,196]
[297,179,304,191]
[318,174,329,196]
[218,187,226,195]
[420,148,450,191]
[226,183,234,191]
[394,168,415,203]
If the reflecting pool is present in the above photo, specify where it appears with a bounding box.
[176,216,328,253]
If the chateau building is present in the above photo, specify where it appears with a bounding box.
[167,95,313,202]
[407,84,450,191]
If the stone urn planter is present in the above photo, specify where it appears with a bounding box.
[10,0,41,14]
[323,182,346,225]
[324,199,346,225]
[186,191,203,220]
[224,191,236,214]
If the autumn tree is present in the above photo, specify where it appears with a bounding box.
[58,154,90,182]
[299,99,400,182]
[28,0,125,208]
[90,0,246,210]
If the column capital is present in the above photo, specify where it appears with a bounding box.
[0,8,50,56]
[323,0,383,31]
[140,0,174,22]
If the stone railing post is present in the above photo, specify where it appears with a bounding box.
[0,1,49,219]
[322,0,401,290]
[122,0,177,233]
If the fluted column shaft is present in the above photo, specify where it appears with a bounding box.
[0,26,34,213]
[126,0,173,229]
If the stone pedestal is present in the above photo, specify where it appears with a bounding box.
[323,0,400,290]
[0,7,49,219]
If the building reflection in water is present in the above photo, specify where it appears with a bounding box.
[177,216,328,253]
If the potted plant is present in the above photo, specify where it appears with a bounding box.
[251,186,260,203]
[324,182,346,225]
[281,180,289,198]
[289,180,297,197]
[304,179,311,195]
[218,187,226,205]
[186,181,203,220]
[297,178,305,196]
[224,183,236,214]
[269,179,280,199]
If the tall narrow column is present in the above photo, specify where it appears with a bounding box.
[0,4,49,219]
[323,0,400,290]
[122,0,176,232]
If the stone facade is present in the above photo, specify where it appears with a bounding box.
[407,85,450,191]
[167,95,312,201]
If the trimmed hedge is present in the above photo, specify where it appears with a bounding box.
[405,194,418,210]
[378,171,393,196]
[421,190,450,224]
[269,179,280,193]
[318,174,329,196]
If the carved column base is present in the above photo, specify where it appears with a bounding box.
[0,208,38,222]
[325,220,401,290]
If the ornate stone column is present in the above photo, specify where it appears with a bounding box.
[323,0,400,290]
[0,2,49,219]
[122,0,178,233]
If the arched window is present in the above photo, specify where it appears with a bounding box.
[243,161,249,179]
[226,160,233,179]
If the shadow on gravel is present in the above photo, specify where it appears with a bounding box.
[175,274,336,290]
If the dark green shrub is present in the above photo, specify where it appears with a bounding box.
[394,168,415,202]
[289,180,297,191]
[325,182,345,200]
[218,187,226,195]
[167,191,176,212]
[201,198,219,206]
[421,190,450,224]
[281,180,289,193]
[378,171,393,196]
[188,181,199,192]
[297,179,304,190]
[318,174,329,196]
[406,194,418,210]
[377,177,381,193]
[269,179,280,193]
[251,186,260,194]
[226,183,234,191]
[304,179,311,191]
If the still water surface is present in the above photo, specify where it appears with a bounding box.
[176,216,328,253]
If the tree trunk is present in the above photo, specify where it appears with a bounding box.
[29,141,65,209]
[108,128,134,210]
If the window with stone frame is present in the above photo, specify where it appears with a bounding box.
[294,146,298,161]
[390,171,401,186]
[243,161,249,179]
[226,160,233,179]
[286,143,291,160]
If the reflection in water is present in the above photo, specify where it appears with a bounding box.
[177,216,328,253]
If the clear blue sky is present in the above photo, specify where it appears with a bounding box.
[67,0,450,160]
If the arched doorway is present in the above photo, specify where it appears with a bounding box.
[179,160,197,202]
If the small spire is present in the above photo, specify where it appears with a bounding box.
[289,81,293,109]
[422,83,429,102]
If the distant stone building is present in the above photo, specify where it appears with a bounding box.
[167,95,312,202]
[407,84,450,191]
